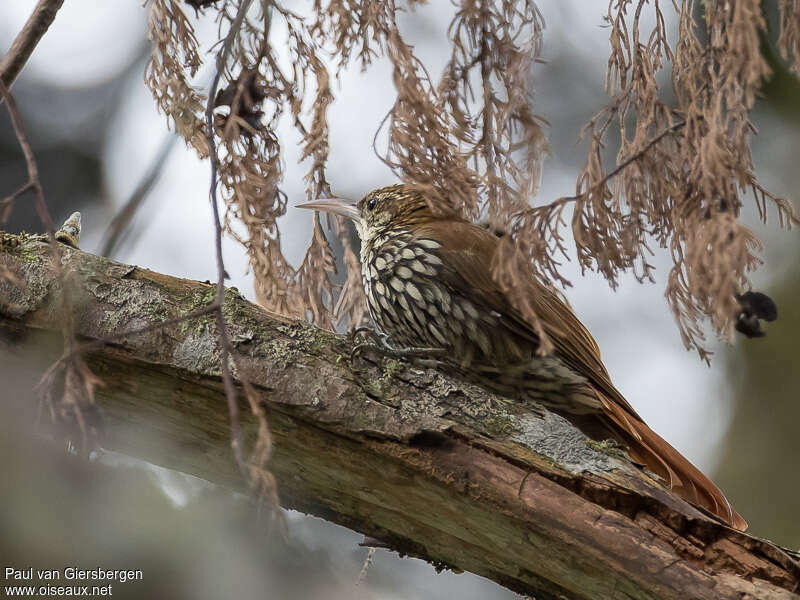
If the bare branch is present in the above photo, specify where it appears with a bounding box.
[205,0,256,472]
[0,0,65,90]
[0,79,55,237]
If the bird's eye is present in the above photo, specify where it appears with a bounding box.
[367,197,378,211]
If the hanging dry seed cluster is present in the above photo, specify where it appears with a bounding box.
[495,0,799,360]
[144,0,798,359]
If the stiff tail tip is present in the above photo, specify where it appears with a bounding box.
[630,418,747,531]
[599,398,747,531]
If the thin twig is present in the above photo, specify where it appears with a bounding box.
[553,119,688,208]
[0,79,56,237]
[595,119,685,191]
[0,78,99,451]
[0,182,33,222]
[99,135,178,258]
[205,0,256,471]
[0,0,65,91]
[0,78,86,450]
[356,547,376,586]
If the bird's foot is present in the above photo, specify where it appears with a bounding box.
[349,326,391,361]
[350,327,446,369]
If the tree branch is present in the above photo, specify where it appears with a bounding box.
[0,79,55,236]
[0,0,65,91]
[203,0,257,474]
[1,231,798,600]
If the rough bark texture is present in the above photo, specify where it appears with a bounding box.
[1,231,798,600]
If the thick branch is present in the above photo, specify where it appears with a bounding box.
[1,231,798,600]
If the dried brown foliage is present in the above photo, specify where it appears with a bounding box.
[145,0,365,327]
[500,0,799,360]
[144,0,797,360]
[1,78,103,454]
[439,0,547,225]
[778,0,800,75]
[237,367,282,525]
[146,0,208,155]
[143,0,546,329]
[37,347,104,455]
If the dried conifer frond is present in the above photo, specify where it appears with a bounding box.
[147,0,797,361]
[382,14,479,218]
[287,20,366,327]
[666,214,763,358]
[778,0,800,74]
[37,351,104,456]
[198,1,365,328]
[145,0,209,155]
[290,218,337,329]
[332,230,369,327]
[667,0,796,355]
[378,0,547,223]
[145,0,550,331]
[299,53,334,202]
[236,370,282,525]
[507,0,797,360]
[439,0,547,227]
[209,40,294,323]
[310,0,394,71]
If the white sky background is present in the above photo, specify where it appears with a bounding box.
[4,0,797,550]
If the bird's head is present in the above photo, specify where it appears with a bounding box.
[297,184,433,242]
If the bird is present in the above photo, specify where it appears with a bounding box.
[298,184,747,531]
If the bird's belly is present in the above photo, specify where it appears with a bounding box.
[360,235,596,414]
[361,235,455,350]
[362,242,521,362]
[363,273,592,409]
[362,270,449,350]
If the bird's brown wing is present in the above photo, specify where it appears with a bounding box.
[414,219,746,530]
[414,219,640,418]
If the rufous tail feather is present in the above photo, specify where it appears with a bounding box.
[601,398,747,531]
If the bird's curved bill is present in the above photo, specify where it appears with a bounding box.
[296,198,359,221]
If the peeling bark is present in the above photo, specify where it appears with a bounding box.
[1,231,798,600]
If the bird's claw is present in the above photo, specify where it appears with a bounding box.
[349,327,446,368]
[350,326,390,348]
[349,327,392,363]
